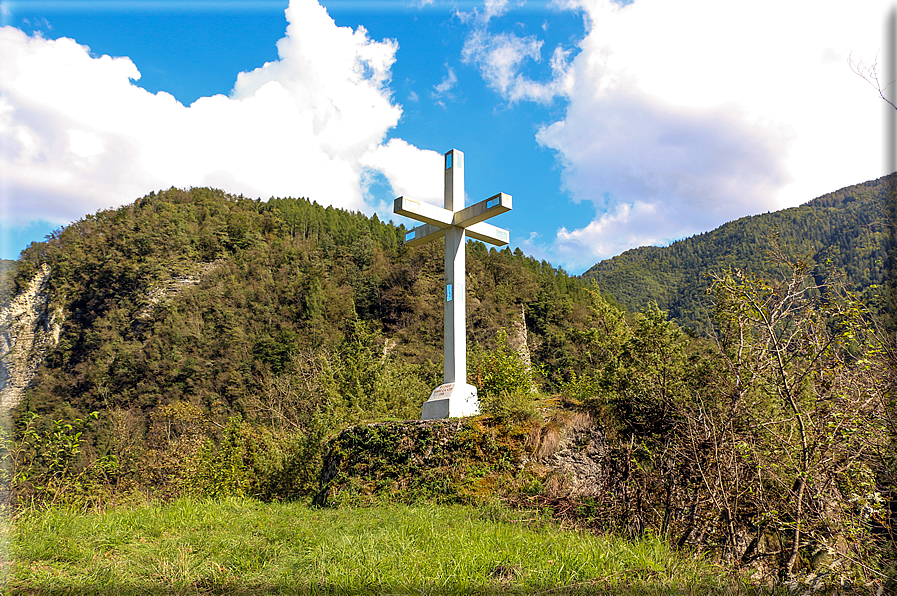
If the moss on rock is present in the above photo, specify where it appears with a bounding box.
[313,416,538,507]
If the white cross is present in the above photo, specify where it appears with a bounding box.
[394,149,512,419]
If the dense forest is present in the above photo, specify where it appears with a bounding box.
[1,185,894,587]
[5,187,609,495]
[582,174,896,334]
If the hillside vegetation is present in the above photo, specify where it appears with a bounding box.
[1,185,894,590]
[6,187,605,500]
[582,174,896,333]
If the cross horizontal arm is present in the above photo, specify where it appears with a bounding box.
[394,197,453,228]
[403,223,446,247]
[466,221,511,246]
[453,193,512,228]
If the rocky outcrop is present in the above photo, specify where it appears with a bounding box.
[313,414,863,581]
[538,414,611,497]
[133,260,223,327]
[0,264,62,411]
[507,303,531,370]
[313,413,619,507]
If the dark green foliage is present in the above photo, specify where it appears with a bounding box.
[7,187,606,504]
[583,173,896,334]
[314,417,535,507]
[469,331,539,421]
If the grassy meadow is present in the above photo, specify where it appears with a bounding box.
[3,498,769,595]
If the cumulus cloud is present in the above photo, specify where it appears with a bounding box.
[536,88,795,261]
[459,0,573,104]
[360,139,444,206]
[554,202,660,260]
[0,0,437,229]
[0,31,163,226]
[530,0,889,270]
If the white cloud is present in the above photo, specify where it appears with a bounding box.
[0,0,438,229]
[554,201,660,258]
[482,0,511,21]
[456,0,512,25]
[462,30,539,95]
[432,67,458,101]
[533,0,891,270]
[459,1,573,103]
[360,138,444,206]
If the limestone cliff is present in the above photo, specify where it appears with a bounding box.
[0,264,62,411]
[508,303,532,370]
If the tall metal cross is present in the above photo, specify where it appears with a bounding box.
[394,149,512,419]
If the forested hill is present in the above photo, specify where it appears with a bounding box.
[7,187,602,436]
[581,174,896,333]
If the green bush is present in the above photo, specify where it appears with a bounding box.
[470,331,540,422]
[183,417,250,499]
[1,411,107,509]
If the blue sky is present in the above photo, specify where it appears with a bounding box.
[0,0,893,273]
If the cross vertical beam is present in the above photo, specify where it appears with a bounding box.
[444,149,465,386]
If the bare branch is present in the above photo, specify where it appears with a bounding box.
[849,52,897,111]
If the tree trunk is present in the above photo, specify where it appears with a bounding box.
[785,477,805,574]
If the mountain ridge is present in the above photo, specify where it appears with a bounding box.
[581,173,896,332]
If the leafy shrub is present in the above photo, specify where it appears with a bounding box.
[1,411,114,509]
[183,417,250,499]
[470,331,540,422]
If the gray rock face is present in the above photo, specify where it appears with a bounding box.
[507,303,531,370]
[542,424,610,497]
[0,264,62,411]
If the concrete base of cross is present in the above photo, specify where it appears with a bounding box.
[421,382,479,419]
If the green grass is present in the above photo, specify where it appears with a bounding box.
[4,498,765,595]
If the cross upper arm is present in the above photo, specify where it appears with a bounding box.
[394,197,453,228]
[453,193,512,228]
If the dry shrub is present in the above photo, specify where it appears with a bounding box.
[535,423,563,461]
